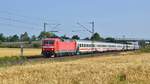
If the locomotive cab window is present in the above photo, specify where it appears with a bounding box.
[43,40,54,44]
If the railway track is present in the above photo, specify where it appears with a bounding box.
[25,51,131,63]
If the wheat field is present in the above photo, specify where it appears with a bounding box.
[0,52,150,84]
[0,48,41,57]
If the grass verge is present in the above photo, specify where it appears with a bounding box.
[0,56,27,67]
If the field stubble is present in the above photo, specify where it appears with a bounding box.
[0,48,41,57]
[0,51,150,84]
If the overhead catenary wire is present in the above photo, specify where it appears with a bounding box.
[0,22,42,30]
[0,10,60,29]
[72,30,86,32]
[0,16,42,27]
[0,10,54,22]
[0,22,43,39]
[77,22,93,33]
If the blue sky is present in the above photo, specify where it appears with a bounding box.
[0,0,150,39]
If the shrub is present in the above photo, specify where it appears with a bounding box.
[0,56,27,67]
[117,73,126,81]
[138,45,150,53]
[32,43,41,48]
[0,40,2,44]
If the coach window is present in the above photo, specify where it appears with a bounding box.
[79,44,81,47]
[98,45,100,47]
[88,44,89,47]
[102,45,106,47]
[82,44,84,47]
[92,44,94,47]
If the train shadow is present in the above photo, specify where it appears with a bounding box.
[25,55,45,59]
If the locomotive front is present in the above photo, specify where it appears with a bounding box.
[42,38,56,57]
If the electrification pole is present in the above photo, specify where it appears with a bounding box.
[90,21,95,54]
[123,35,126,51]
[43,22,60,39]
[91,21,95,36]
[44,22,48,39]
[77,21,95,56]
[20,36,23,57]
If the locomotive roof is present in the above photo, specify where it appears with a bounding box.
[43,38,60,41]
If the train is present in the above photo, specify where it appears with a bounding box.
[41,38,139,57]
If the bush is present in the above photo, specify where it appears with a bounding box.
[0,40,2,44]
[0,56,27,67]
[138,45,150,53]
[117,73,126,81]
[32,43,41,48]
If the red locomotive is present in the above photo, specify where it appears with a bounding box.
[42,38,77,57]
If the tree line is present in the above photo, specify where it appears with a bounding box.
[0,31,118,43]
[0,31,56,42]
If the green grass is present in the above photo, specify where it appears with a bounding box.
[136,46,150,53]
[0,56,27,67]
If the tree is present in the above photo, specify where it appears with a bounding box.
[60,35,70,39]
[31,35,37,41]
[20,32,30,41]
[9,34,19,42]
[72,35,80,40]
[38,31,58,40]
[90,32,103,41]
[0,33,6,42]
[105,37,116,42]
[83,37,90,40]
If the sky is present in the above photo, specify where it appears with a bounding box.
[0,0,150,39]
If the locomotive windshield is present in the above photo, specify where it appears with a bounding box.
[43,40,54,44]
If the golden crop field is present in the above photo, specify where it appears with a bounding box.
[0,48,41,57]
[0,52,150,84]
